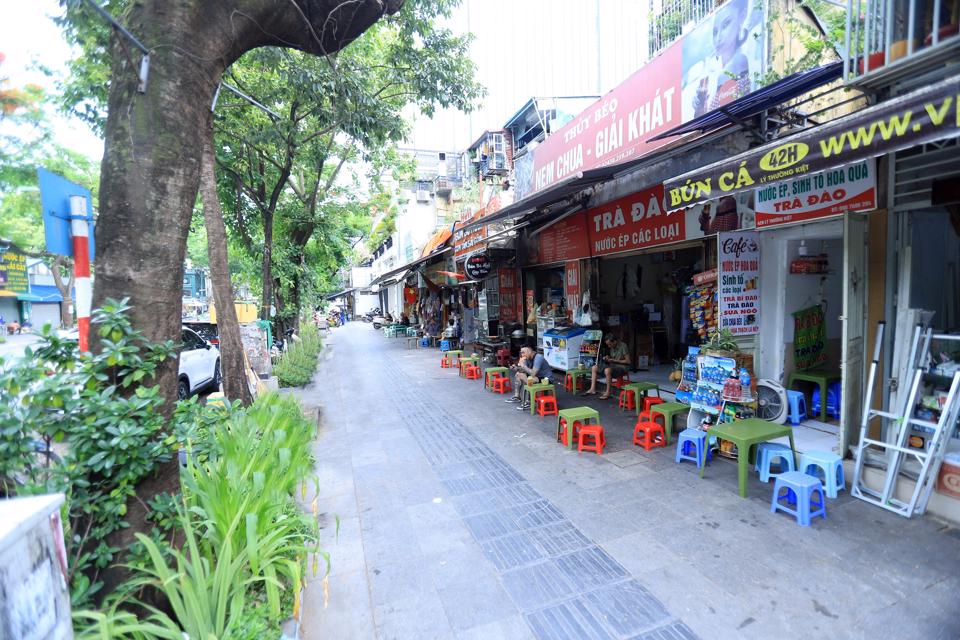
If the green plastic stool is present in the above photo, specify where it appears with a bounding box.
[787,369,841,422]
[557,407,600,450]
[458,355,479,377]
[484,366,510,390]
[525,382,556,415]
[649,401,689,445]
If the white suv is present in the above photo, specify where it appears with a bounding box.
[178,327,221,400]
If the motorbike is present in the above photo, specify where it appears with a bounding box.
[371,314,386,330]
[362,307,381,323]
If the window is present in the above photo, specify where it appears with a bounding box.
[181,329,205,351]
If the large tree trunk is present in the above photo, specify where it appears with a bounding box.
[92,0,402,600]
[200,136,253,406]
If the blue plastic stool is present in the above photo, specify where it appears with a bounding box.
[770,471,826,525]
[799,450,845,498]
[812,382,842,420]
[439,339,451,351]
[786,390,808,425]
[754,442,796,483]
[419,337,430,348]
[675,429,711,467]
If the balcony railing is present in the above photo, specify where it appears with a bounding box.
[648,0,719,57]
[434,175,462,197]
[845,0,960,86]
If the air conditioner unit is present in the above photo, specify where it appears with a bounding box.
[416,190,431,202]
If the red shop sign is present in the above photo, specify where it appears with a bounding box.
[586,184,686,256]
[536,211,591,264]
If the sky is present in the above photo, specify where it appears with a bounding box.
[0,0,104,159]
[1,0,651,161]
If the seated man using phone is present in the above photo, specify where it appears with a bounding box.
[585,334,630,399]
[505,346,552,410]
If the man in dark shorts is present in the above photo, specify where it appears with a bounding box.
[586,335,631,399]
[505,346,552,410]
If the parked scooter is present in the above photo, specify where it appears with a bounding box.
[362,307,381,323]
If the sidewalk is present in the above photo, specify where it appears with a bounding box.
[296,323,960,640]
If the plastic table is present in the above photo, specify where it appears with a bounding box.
[787,369,842,422]
[524,382,556,414]
[649,401,689,445]
[699,418,796,498]
[458,355,479,377]
[444,350,464,367]
[484,366,510,390]
[622,381,660,415]
[557,407,600,450]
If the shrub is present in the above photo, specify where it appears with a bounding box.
[273,323,321,387]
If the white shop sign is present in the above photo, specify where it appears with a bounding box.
[718,231,760,336]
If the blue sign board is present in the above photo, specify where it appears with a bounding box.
[37,168,96,260]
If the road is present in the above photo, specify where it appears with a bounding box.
[0,333,42,364]
[294,323,957,640]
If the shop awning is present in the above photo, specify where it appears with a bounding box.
[419,225,454,258]
[324,287,356,301]
[368,248,451,287]
[663,73,960,211]
[16,293,43,302]
[648,62,844,142]
[28,284,65,303]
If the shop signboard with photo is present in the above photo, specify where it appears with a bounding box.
[515,0,764,199]
[665,74,960,211]
[755,159,877,228]
[717,230,760,336]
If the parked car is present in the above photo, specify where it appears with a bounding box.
[183,321,219,347]
[178,327,221,400]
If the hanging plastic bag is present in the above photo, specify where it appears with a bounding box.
[577,292,593,326]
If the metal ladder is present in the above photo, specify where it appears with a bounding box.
[851,322,960,517]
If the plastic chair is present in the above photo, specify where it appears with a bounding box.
[675,429,710,467]
[536,395,559,417]
[633,421,665,451]
[557,418,584,446]
[578,424,606,455]
[755,442,796,483]
[771,471,826,525]
[491,377,512,395]
[799,450,845,498]
[786,390,808,425]
[440,339,451,351]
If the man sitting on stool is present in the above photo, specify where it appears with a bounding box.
[505,346,552,410]
[586,334,631,399]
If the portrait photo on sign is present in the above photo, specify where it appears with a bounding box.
[680,0,763,121]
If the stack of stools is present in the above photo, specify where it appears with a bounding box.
[578,424,606,455]
[633,420,665,451]
[496,348,511,366]
[786,390,808,425]
[771,471,827,525]
[536,395,559,417]
[799,450,845,498]
[812,382,842,420]
[755,442,796,483]
[464,364,482,380]
[675,429,711,468]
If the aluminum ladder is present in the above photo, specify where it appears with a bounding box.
[851,323,960,517]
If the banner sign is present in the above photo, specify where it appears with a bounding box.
[717,230,760,336]
[464,252,493,280]
[665,74,960,211]
[515,0,764,199]
[535,211,592,264]
[793,305,827,370]
[585,184,687,255]
[454,211,487,258]
[0,248,28,295]
[693,268,717,285]
[564,261,581,321]
[755,158,877,227]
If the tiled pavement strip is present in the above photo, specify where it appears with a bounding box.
[297,324,960,640]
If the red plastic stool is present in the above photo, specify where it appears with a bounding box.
[557,418,584,445]
[465,365,481,380]
[611,374,631,390]
[496,348,511,366]
[564,372,584,393]
[633,421,665,451]
[491,376,512,394]
[578,424,606,455]
[536,395,559,417]
[440,356,451,368]
[643,396,665,414]
[618,389,636,412]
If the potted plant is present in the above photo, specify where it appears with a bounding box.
[702,328,739,358]
[669,358,684,383]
